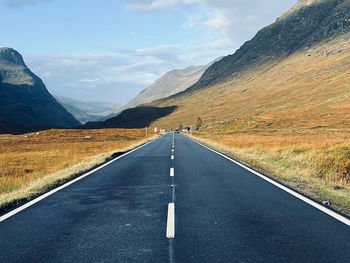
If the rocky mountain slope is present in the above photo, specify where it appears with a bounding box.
[0,48,80,133]
[55,96,120,124]
[121,0,350,129]
[184,0,350,92]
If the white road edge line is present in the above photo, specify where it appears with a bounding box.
[170,168,174,177]
[186,135,350,227]
[166,203,175,238]
[0,137,161,223]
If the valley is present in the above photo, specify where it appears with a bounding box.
[2,0,350,216]
[1,0,350,261]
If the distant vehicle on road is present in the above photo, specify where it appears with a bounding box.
[175,130,180,134]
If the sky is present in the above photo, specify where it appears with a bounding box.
[0,0,296,105]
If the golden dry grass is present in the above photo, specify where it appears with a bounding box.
[0,128,154,210]
[189,123,350,215]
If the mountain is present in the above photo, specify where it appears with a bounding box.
[116,58,222,113]
[108,0,350,129]
[185,0,350,92]
[54,96,120,124]
[0,48,80,133]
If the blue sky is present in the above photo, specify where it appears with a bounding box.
[0,0,296,105]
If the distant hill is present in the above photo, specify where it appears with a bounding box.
[0,48,80,133]
[113,0,350,129]
[54,96,120,124]
[89,58,222,128]
[113,58,222,115]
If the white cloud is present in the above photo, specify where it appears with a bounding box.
[127,0,296,49]
[23,45,199,104]
[183,14,202,29]
[80,78,101,83]
[126,0,198,12]
[2,0,52,8]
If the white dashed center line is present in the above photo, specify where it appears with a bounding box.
[166,203,175,238]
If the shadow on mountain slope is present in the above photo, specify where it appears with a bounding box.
[0,122,52,135]
[83,106,178,129]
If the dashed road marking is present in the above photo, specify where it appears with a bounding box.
[166,203,175,238]
[170,168,174,177]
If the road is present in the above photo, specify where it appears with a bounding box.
[1,133,350,262]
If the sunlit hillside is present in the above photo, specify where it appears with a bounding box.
[150,33,350,130]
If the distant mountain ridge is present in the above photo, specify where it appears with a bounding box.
[117,58,222,113]
[0,47,80,133]
[54,96,120,124]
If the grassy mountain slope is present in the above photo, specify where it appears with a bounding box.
[145,0,350,129]
[150,35,350,129]
[186,0,349,92]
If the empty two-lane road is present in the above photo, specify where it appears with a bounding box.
[1,133,350,262]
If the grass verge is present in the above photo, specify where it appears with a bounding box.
[187,130,350,217]
[0,128,157,213]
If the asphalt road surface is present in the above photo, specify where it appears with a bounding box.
[1,133,350,263]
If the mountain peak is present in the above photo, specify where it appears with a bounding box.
[297,0,320,6]
[0,48,80,131]
[0,47,33,86]
[0,47,26,66]
[185,0,349,91]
